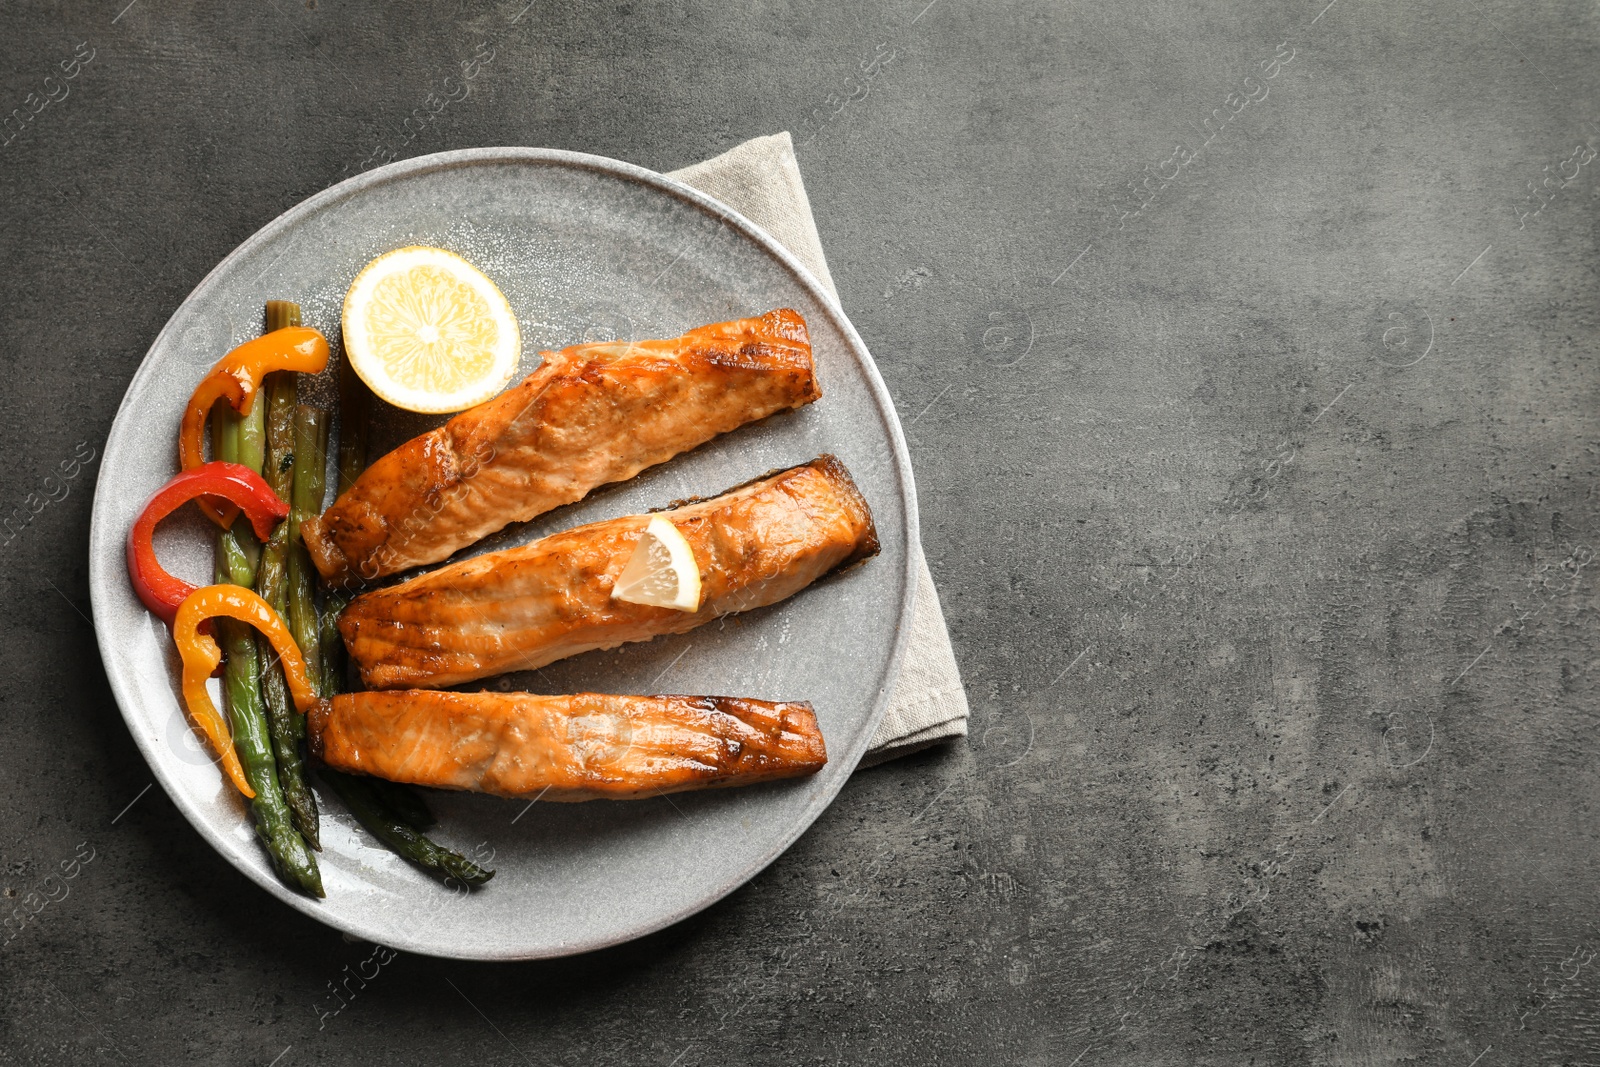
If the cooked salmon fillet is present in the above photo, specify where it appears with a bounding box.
[302,309,820,586]
[308,690,828,801]
[339,455,878,690]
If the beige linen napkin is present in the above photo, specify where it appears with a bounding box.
[669,133,969,765]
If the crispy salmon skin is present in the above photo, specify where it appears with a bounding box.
[339,455,878,690]
[302,309,819,586]
[308,690,827,801]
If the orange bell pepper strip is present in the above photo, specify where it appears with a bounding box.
[172,584,322,798]
[179,326,329,527]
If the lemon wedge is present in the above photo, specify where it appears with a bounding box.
[612,517,702,612]
[342,245,521,414]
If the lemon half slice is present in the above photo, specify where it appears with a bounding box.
[342,246,521,414]
[611,517,702,612]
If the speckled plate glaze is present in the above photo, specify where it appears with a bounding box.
[87,148,916,960]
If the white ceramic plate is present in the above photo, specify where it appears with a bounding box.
[87,148,916,960]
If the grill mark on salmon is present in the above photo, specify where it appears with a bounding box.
[303,309,821,586]
[308,690,828,801]
[339,456,878,691]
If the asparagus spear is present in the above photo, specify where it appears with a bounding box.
[319,342,371,697]
[264,299,300,335]
[254,300,321,848]
[214,396,323,897]
[364,775,438,831]
[215,604,322,896]
[212,395,263,585]
[255,525,320,849]
[318,589,349,705]
[262,303,299,503]
[321,771,493,887]
[287,405,328,692]
[336,347,369,497]
[211,398,262,584]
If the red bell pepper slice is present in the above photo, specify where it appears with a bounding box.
[126,462,289,626]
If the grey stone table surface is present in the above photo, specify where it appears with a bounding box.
[1,0,1596,1063]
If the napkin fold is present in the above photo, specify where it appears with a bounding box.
[669,133,968,765]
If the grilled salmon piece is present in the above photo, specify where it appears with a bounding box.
[303,309,820,586]
[340,455,878,690]
[308,690,828,801]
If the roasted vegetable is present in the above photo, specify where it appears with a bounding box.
[287,405,328,691]
[179,326,329,527]
[175,585,318,767]
[256,524,320,849]
[125,462,287,625]
[321,770,492,887]
[204,379,324,900]
[250,299,322,850]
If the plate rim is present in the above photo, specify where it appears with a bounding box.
[87,145,920,961]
